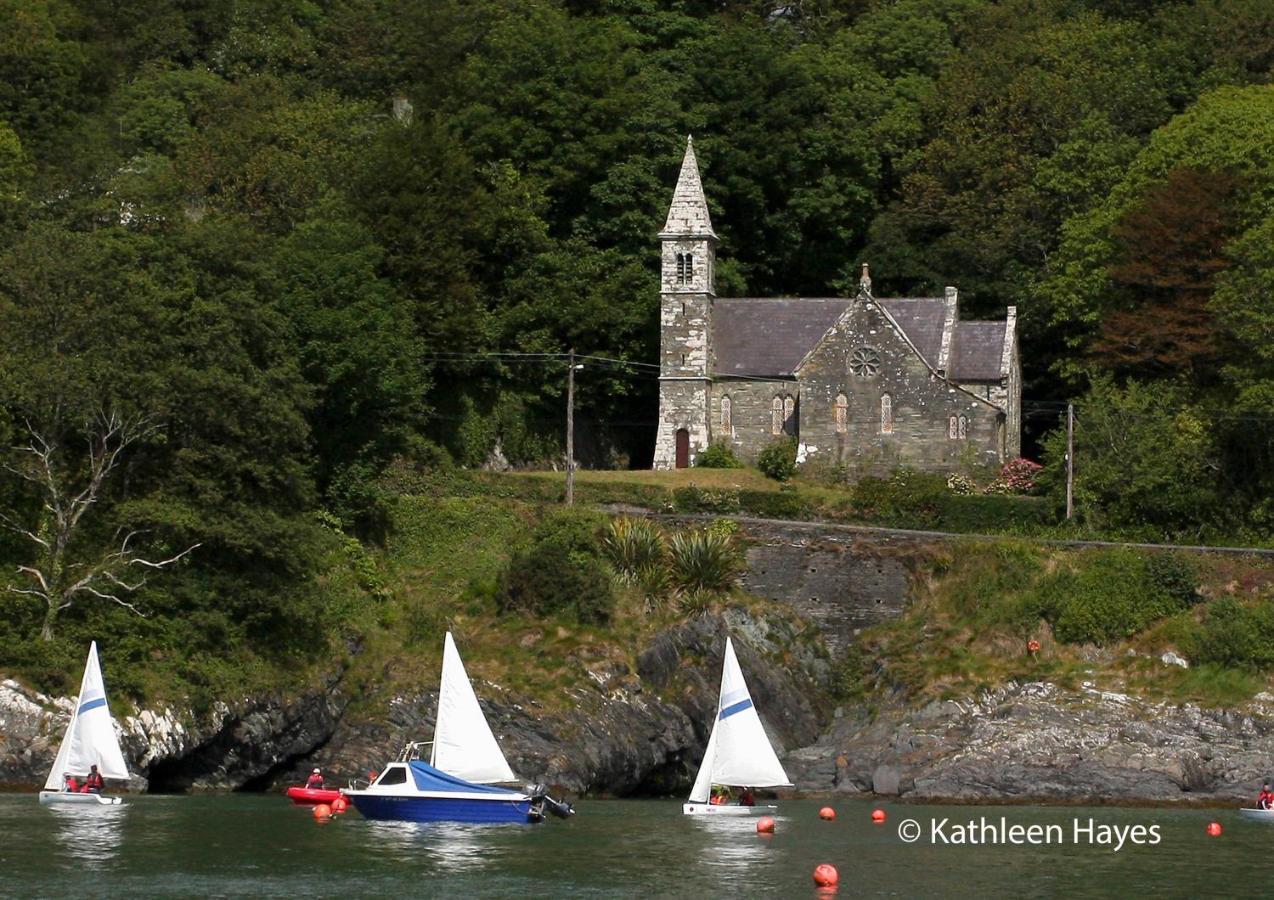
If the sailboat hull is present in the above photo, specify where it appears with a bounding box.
[683,803,776,816]
[349,793,534,824]
[39,791,122,807]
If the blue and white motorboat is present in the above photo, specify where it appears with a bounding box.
[346,758,538,824]
[345,632,573,824]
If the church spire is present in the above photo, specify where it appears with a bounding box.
[660,136,717,240]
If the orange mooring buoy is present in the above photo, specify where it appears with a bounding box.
[1207,821,1222,837]
[756,816,775,834]
[331,796,348,814]
[313,803,333,821]
[813,864,839,887]
[871,808,886,823]
[818,806,836,821]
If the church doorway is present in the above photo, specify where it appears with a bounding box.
[675,429,690,468]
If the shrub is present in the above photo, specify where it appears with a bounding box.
[695,441,743,469]
[946,473,976,495]
[1146,553,1200,606]
[851,468,946,528]
[757,437,798,481]
[496,509,615,624]
[602,517,666,580]
[1037,550,1191,645]
[1185,598,1274,670]
[673,484,741,513]
[737,490,811,520]
[986,458,1043,495]
[668,529,742,595]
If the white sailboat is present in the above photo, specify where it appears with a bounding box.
[38,641,130,807]
[430,630,518,784]
[683,636,792,816]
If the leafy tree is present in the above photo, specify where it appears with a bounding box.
[1038,377,1222,537]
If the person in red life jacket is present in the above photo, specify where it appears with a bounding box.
[84,765,104,793]
[305,768,325,790]
[1259,783,1274,810]
[738,788,755,807]
[63,773,79,793]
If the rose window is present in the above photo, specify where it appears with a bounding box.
[849,347,881,378]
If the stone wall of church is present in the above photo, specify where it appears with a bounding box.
[654,378,711,469]
[709,380,797,463]
[795,298,1004,475]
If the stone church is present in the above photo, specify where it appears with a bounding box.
[653,138,1021,472]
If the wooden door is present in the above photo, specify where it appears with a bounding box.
[675,428,690,469]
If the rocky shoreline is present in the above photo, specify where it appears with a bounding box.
[786,680,1274,805]
[5,631,1273,805]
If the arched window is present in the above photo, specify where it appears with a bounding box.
[880,394,893,434]
[958,415,968,440]
[721,395,732,434]
[948,416,958,440]
[783,395,795,435]
[834,392,848,434]
[676,252,694,286]
[771,396,784,436]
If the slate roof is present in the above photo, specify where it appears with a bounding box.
[949,321,1008,382]
[713,298,849,378]
[711,296,1008,383]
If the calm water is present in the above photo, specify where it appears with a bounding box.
[0,795,1270,898]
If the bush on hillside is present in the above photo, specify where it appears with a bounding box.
[497,508,615,624]
[1184,597,1274,670]
[668,529,742,596]
[602,516,666,580]
[695,441,744,469]
[851,468,946,528]
[1035,550,1192,644]
[757,437,798,481]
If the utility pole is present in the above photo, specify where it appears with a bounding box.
[1065,402,1074,521]
[566,349,576,506]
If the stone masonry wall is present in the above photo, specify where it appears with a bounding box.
[796,297,1004,475]
[710,379,797,463]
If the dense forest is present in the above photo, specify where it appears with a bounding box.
[1,0,1272,690]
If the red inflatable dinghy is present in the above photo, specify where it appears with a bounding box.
[286,786,344,805]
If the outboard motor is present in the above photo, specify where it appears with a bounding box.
[527,783,576,820]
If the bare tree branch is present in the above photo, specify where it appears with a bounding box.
[2,409,198,640]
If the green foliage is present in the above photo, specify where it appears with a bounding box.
[667,529,743,596]
[672,484,741,514]
[1038,377,1222,537]
[1036,550,1193,645]
[602,516,667,581]
[852,468,947,528]
[757,437,798,482]
[695,441,743,469]
[1183,597,1274,670]
[497,508,615,624]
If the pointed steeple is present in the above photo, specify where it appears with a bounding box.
[660,136,717,240]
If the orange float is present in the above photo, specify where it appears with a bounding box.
[1207,821,1222,837]
[313,803,333,821]
[818,806,836,821]
[871,808,886,823]
[756,816,775,834]
[813,864,839,887]
[331,796,349,814]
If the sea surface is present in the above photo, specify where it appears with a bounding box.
[1,795,1270,898]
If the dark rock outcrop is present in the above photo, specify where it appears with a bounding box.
[305,610,828,796]
[0,672,347,792]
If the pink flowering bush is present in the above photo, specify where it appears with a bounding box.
[984,457,1042,495]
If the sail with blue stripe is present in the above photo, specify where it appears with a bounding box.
[42,642,130,791]
[687,636,791,803]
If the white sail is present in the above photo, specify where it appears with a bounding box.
[687,636,791,802]
[430,632,517,784]
[43,642,129,791]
